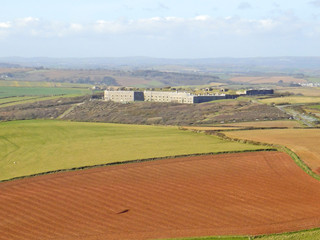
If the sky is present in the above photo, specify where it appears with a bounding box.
[0,0,320,58]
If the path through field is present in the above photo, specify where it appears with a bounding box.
[1,152,320,240]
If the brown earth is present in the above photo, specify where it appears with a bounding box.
[225,129,320,174]
[1,152,320,240]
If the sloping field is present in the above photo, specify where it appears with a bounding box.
[0,86,90,98]
[181,126,241,131]
[182,121,302,132]
[225,129,320,173]
[0,120,264,181]
[219,120,302,129]
[260,96,320,105]
[221,120,302,128]
[2,152,320,240]
[0,80,91,88]
[276,87,320,97]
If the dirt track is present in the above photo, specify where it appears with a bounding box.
[1,152,320,240]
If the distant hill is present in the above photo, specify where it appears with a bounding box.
[0,62,21,68]
[1,57,320,73]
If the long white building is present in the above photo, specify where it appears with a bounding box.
[143,91,194,104]
[104,90,144,103]
[104,90,229,104]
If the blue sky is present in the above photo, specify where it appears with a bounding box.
[0,0,320,58]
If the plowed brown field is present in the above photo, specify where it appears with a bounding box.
[225,129,320,174]
[1,152,320,240]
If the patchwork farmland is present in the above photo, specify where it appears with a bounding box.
[1,93,320,239]
[2,152,320,240]
[224,129,320,174]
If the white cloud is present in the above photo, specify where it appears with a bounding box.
[0,22,11,29]
[70,23,84,32]
[0,15,318,41]
[1,13,320,58]
[194,15,211,21]
[15,17,39,27]
[258,19,278,30]
[94,20,129,34]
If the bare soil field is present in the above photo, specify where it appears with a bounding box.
[230,76,306,84]
[225,129,320,174]
[2,151,320,240]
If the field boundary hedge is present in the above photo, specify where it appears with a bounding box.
[157,226,320,239]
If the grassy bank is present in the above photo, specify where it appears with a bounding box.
[157,228,320,240]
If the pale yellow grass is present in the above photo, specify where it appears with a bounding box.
[276,87,320,97]
[182,126,240,131]
[221,120,302,128]
[230,76,307,84]
[261,96,320,105]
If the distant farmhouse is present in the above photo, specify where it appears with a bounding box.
[104,89,273,104]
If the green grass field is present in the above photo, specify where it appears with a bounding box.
[0,84,91,107]
[309,104,320,110]
[0,86,90,98]
[0,80,92,88]
[158,237,246,240]
[307,77,320,83]
[157,228,320,240]
[0,120,266,181]
[0,96,39,104]
[0,95,84,108]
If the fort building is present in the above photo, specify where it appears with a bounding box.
[245,89,274,95]
[104,90,144,103]
[104,89,273,104]
[143,91,194,104]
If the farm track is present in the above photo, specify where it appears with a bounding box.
[276,105,318,127]
[57,101,85,119]
[1,152,320,240]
